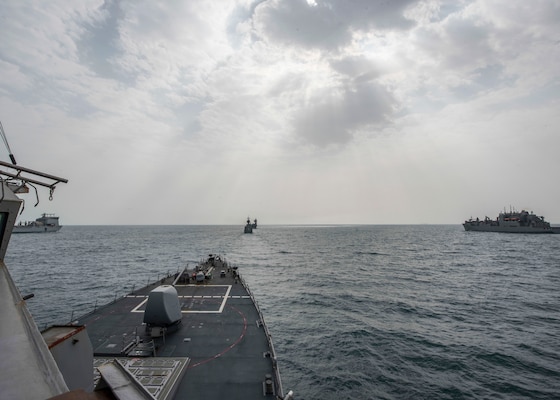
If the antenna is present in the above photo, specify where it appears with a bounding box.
[0,121,17,165]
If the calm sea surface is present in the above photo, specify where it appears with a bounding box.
[6,225,560,399]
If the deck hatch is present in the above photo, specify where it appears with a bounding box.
[94,357,189,400]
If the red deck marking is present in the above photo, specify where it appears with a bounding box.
[187,305,247,369]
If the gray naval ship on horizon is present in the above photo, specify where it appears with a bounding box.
[0,159,292,400]
[13,213,62,233]
[463,208,560,234]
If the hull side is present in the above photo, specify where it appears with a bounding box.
[463,224,559,234]
[13,226,61,233]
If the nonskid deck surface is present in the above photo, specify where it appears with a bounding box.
[77,269,279,400]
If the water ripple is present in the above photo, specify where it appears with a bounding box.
[6,225,560,399]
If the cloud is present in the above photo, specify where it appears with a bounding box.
[1,0,559,224]
[0,60,32,94]
[292,79,395,146]
[254,0,417,51]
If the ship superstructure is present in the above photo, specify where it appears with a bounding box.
[0,160,69,398]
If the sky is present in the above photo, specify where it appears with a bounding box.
[1,0,559,225]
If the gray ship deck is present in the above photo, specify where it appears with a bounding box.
[75,265,282,400]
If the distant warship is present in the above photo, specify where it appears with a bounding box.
[244,217,253,233]
[13,213,62,233]
[463,209,560,233]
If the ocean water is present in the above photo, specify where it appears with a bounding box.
[6,225,560,399]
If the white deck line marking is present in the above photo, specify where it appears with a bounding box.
[131,298,149,313]
[129,284,233,314]
[217,285,232,313]
[174,284,232,288]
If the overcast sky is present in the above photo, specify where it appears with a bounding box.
[1,0,559,225]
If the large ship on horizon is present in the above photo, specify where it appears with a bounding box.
[463,209,560,234]
[13,213,62,233]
